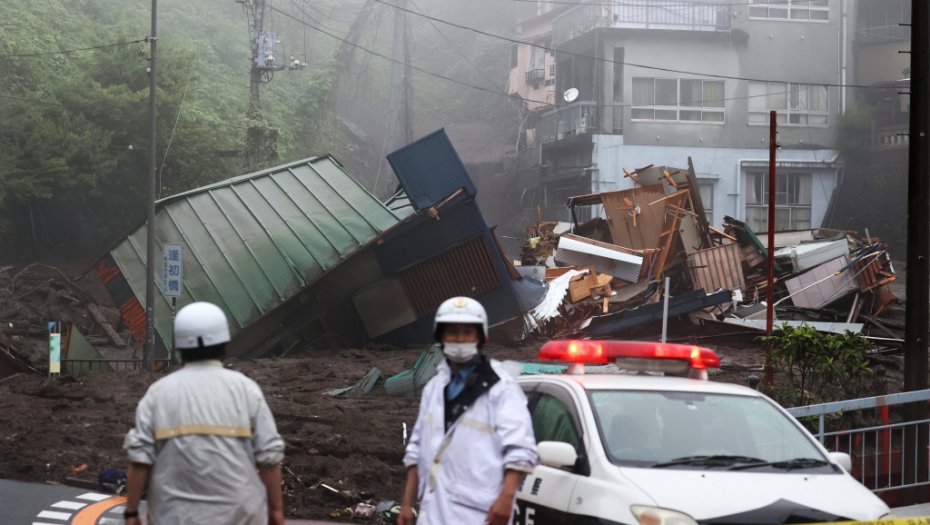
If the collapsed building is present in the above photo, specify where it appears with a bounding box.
[519,159,899,346]
[93,129,545,363]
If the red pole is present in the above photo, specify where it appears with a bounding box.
[764,110,777,390]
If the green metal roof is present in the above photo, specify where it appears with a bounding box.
[109,156,401,353]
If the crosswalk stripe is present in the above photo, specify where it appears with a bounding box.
[76,493,112,502]
[52,501,88,510]
[36,511,71,520]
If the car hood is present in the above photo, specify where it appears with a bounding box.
[618,467,889,523]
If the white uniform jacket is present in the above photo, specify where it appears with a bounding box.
[124,360,284,525]
[402,358,538,525]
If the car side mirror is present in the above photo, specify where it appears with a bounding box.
[829,452,852,472]
[538,441,578,469]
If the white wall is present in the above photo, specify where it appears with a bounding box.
[591,135,841,230]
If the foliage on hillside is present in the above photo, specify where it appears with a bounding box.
[0,0,515,249]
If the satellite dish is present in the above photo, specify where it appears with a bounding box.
[564,88,579,103]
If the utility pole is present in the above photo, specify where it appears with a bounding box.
[239,0,305,107]
[903,0,929,504]
[763,110,776,391]
[144,0,158,372]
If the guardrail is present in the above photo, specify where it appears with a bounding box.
[62,359,172,374]
[788,389,930,493]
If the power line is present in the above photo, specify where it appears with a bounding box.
[368,0,876,90]
[268,5,541,104]
[0,39,145,59]
[0,94,62,106]
[407,0,508,95]
[300,0,355,24]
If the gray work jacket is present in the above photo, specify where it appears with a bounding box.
[124,360,284,525]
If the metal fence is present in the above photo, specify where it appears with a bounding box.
[63,359,172,374]
[788,389,930,492]
[553,1,731,46]
[538,102,623,143]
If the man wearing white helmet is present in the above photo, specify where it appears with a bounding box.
[399,297,538,525]
[122,302,285,525]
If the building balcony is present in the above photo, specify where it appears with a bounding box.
[526,69,546,86]
[553,0,732,47]
[538,102,624,143]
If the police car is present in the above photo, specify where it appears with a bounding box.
[513,340,892,525]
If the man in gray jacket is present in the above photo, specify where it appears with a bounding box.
[123,302,285,525]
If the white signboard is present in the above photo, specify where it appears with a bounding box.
[162,243,184,297]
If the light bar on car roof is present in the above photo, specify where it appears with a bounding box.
[537,340,720,378]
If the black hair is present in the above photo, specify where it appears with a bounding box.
[180,340,226,363]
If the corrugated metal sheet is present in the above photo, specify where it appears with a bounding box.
[385,344,444,397]
[387,129,477,211]
[375,199,487,275]
[785,255,859,308]
[96,255,170,361]
[400,236,502,318]
[724,319,863,334]
[554,234,643,283]
[688,242,744,292]
[105,156,399,353]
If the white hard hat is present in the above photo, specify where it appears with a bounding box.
[174,302,231,349]
[433,297,488,342]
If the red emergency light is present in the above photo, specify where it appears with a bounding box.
[538,340,720,377]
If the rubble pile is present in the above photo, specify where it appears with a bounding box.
[0,263,136,377]
[519,160,902,347]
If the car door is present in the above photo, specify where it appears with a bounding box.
[514,383,588,525]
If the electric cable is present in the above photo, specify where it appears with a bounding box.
[0,39,145,59]
[368,0,876,90]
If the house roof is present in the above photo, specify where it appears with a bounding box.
[386,129,477,212]
[109,156,400,350]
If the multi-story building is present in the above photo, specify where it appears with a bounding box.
[506,0,856,234]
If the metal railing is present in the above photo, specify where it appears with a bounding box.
[788,389,930,492]
[526,69,546,84]
[63,359,172,374]
[553,0,731,46]
[538,102,623,143]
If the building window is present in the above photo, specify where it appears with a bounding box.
[745,172,812,232]
[749,0,829,22]
[550,64,555,76]
[749,82,828,126]
[631,78,725,123]
[697,181,714,225]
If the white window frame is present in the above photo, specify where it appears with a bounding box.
[749,0,829,23]
[744,172,813,232]
[631,78,726,124]
[748,82,829,127]
[697,180,715,225]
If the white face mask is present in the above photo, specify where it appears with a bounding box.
[443,342,479,364]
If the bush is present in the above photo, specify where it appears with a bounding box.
[757,323,872,407]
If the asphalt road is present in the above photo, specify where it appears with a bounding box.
[0,479,128,524]
[0,479,338,524]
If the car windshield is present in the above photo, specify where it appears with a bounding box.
[588,390,830,471]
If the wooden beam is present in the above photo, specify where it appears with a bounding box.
[709,226,737,241]
[633,164,655,174]
[622,168,644,186]
[663,170,679,188]
[647,189,689,207]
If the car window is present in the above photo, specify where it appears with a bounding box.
[588,390,828,470]
[532,393,582,453]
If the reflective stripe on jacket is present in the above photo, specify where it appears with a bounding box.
[124,360,284,525]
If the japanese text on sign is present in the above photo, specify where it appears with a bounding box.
[162,243,184,297]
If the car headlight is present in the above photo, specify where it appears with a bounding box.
[631,506,699,525]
